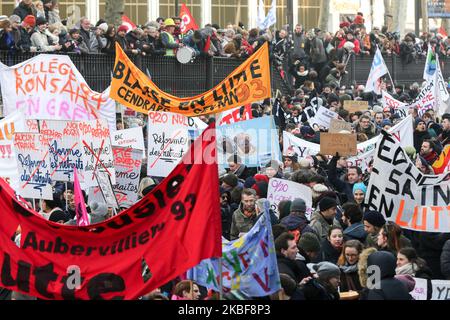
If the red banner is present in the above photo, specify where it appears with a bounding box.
[0,125,221,299]
[179,3,199,33]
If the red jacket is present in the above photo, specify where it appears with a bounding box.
[338,38,361,54]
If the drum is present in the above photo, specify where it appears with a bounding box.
[176,47,196,64]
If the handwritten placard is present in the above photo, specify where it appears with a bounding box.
[113,146,142,208]
[13,132,53,199]
[329,119,353,133]
[267,178,313,218]
[320,133,357,156]
[147,112,189,177]
[111,127,145,158]
[309,106,338,129]
[343,100,369,113]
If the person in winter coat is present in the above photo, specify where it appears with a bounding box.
[362,251,412,300]
[310,197,341,240]
[16,15,36,52]
[63,28,89,54]
[414,118,431,154]
[352,182,367,211]
[342,203,367,243]
[316,226,343,264]
[337,240,364,292]
[363,210,386,248]
[377,221,412,256]
[438,113,450,147]
[441,239,450,279]
[220,191,233,240]
[355,115,377,139]
[100,24,116,55]
[230,188,258,240]
[328,155,363,203]
[0,20,15,51]
[276,232,305,283]
[13,0,37,21]
[78,17,102,53]
[337,31,361,54]
[300,261,341,300]
[396,247,433,299]
[307,29,327,72]
[280,198,316,241]
[30,17,62,52]
[290,61,309,89]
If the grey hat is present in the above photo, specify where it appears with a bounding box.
[312,261,341,280]
[89,202,108,217]
[372,104,384,113]
[9,14,21,24]
[290,198,307,213]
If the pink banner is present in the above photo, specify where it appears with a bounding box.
[74,167,89,226]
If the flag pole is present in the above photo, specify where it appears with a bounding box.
[376,45,396,93]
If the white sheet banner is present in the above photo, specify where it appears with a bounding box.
[0,55,116,131]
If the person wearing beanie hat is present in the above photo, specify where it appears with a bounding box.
[290,198,307,213]
[352,182,367,207]
[97,22,108,34]
[264,160,281,178]
[277,200,292,220]
[363,210,386,248]
[311,183,329,205]
[30,15,62,52]
[394,274,416,292]
[380,118,392,131]
[299,261,341,300]
[22,14,36,27]
[117,24,128,34]
[280,197,316,240]
[310,197,340,240]
[254,174,269,184]
[363,251,412,300]
[404,146,417,162]
[221,173,239,190]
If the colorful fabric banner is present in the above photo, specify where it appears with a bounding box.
[179,3,199,33]
[147,112,190,177]
[13,132,53,200]
[74,167,89,226]
[366,130,450,232]
[217,116,280,167]
[432,144,450,174]
[365,48,389,94]
[0,125,222,300]
[187,205,280,297]
[216,104,254,126]
[0,55,116,131]
[110,42,271,116]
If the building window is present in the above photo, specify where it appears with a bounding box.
[298,0,320,31]
[211,0,248,29]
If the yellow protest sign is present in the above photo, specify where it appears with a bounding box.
[110,42,271,116]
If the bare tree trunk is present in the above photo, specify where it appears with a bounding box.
[392,0,407,34]
[421,0,429,33]
[384,0,393,30]
[318,0,330,31]
[105,0,124,26]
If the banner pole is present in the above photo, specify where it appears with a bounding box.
[32,198,36,211]
[65,182,68,211]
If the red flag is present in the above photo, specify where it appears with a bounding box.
[122,15,137,32]
[204,35,211,53]
[179,3,199,33]
[74,168,90,226]
[438,26,448,39]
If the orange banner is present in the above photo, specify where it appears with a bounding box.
[110,42,271,116]
[432,144,450,174]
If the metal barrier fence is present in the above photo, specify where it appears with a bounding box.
[1,51,448,97]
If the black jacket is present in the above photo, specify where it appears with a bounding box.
[315,239,342,264]
[16,26,33,52]
[277,254,304,283]
[413,130,431,154]
[363,251,412,300]
[328,155,355,203]
[340,266,362,293]
[441,239,450,280]
[13,2,36,20]
[300,279,340,300]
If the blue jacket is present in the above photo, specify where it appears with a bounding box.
[343,222,367,243]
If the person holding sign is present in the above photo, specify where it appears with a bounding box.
[328,154,363,204]
[354,115,376,139]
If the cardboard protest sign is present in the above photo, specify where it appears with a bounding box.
[79,119,115,188]
[329,119,353,133]
[39,120,84,182]
[431,280,450,300]
[110,42,271,116]
[411,277,428,300]
[320,133,357,156]
[216,116,280,167]
[147,111,190,177]
[112,147,142,208]
[343,100,369,113]
[366,130,450,232]
[95,170,119,209]
[187,208,280,297]
[0,55,116,130]
[0,126,222,300]
[267,178,313,218]
[111,127,145,158]
[13,132,53,200]
[309,106,338,129]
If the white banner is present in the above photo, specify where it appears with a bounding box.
[365,48,389,94]
[147,111,190,177]
[366,130,450,232]
[408,79,437,117]
[13,132,53,200]
[411,277,428,300]
[283,116,413,172]
[267,178,313,218]
[0,55,116,131]
[431,280,450,300]
[80,119,115,188]
[112,146,142,208]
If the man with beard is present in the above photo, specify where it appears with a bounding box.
[230,188,258,240]
[438,113,450,147]
[292,24,307,64]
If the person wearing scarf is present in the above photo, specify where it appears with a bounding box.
[337,240,364,293]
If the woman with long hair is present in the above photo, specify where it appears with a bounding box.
[337,240,364,292]
[377,221,410,255]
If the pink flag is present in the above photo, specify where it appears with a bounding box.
[74,168,90,226]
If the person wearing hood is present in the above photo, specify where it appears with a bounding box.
[342,203,367,243]
[414,118,431,153]
[315,226,344,264]
[362,251,412,300]
[396,247,433,299]
[337,239,364,292]
[310,197,341,240]
[280,198,317,241]
[300,261,341,300]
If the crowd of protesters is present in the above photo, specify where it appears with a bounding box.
[2,1,450,301]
